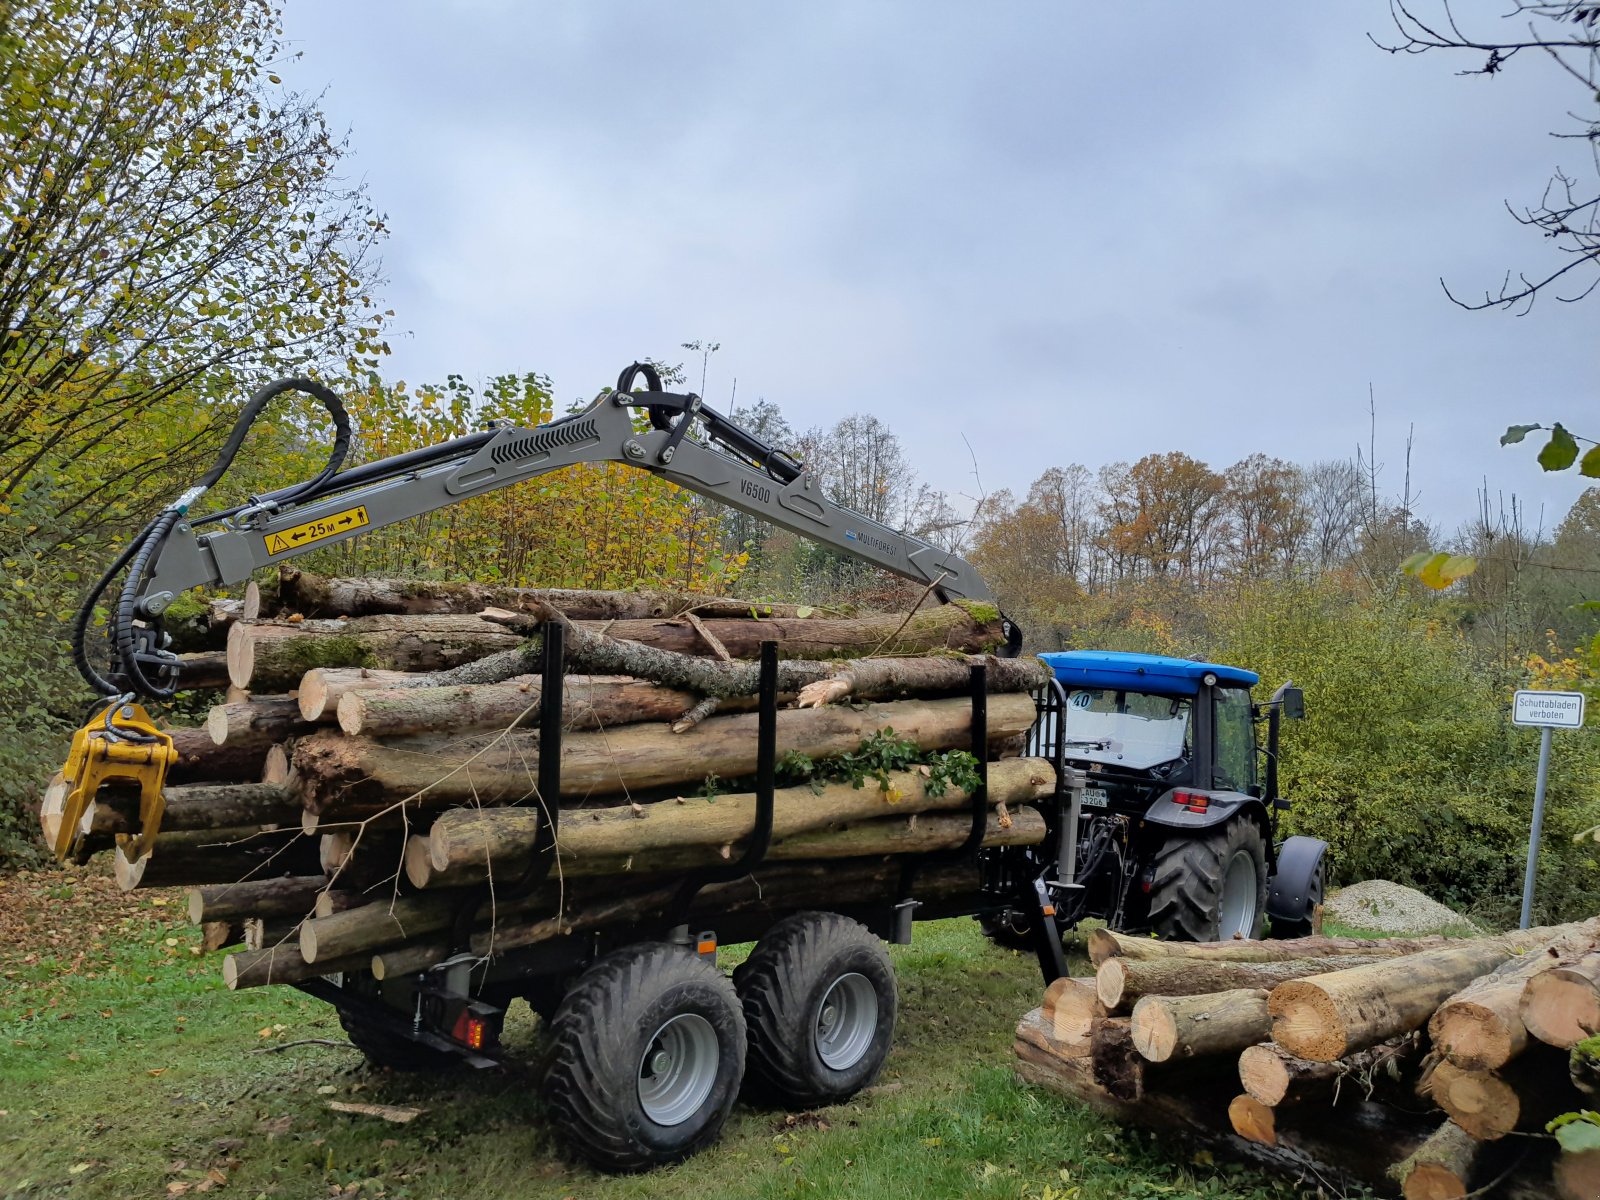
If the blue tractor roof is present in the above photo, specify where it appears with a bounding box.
[1038,650,1258,696]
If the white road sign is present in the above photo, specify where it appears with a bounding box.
[1512,689,1587,729]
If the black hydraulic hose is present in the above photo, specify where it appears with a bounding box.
[72,377,352,700]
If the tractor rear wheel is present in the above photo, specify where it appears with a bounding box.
[1148,817,1268,942]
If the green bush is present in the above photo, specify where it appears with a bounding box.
[1204,579,1600,925]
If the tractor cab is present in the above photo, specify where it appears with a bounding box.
[1027,651,1319,942]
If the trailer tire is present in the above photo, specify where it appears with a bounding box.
[734,912,897,1108]
[1148,817,1268,942]
[542,942,745,1173]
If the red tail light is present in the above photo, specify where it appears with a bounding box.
[1171,790,1209,814]
[452,1011,487,1050]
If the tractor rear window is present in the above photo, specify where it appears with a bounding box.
[1062,689,1191,770]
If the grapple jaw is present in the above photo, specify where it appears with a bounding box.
[48,701,177,863]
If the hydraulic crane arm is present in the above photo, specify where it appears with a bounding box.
[139,366,1004,632]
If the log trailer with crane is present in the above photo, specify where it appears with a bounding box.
[50,365,1327,1171]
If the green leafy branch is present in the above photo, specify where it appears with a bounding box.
[776,730,982,802]
[1502,423,1600,477]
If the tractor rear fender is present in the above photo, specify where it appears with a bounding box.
[1142,788,1271,845]
[1265,834,1329,926]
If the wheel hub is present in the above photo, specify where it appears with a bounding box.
[814,973,877,1071]
[637,1012,718,1127]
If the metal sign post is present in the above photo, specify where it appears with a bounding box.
[1512,689,1587,929]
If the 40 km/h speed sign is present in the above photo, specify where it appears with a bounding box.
[1512,689,1586,729]
[1512,688,1589,929]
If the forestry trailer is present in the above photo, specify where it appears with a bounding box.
[51,366,1327,1172]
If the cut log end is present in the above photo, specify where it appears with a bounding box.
[1523,966,1600,1049]
[1268,980,1346,1062]
[1237,1043,1292,1107]
[205,704,229,746]
[1431,1004,1514,1073]
[1227,1093,1277,1146]
[112,847,148,891]
[404,835,435,889]
[1129,999,1177,1062]
[1403,1163,1469,1200]
[1096,957,1128,1010]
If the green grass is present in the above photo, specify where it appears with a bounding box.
[0,889,1308,1200]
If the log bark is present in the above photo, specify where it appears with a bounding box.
[1098,955,1386,1014]
[80,783,297,845]
[796,654,1051,708]
[297,667,419,720]
[228,615,523,691]
[188,875,327,924]
[1431,922,1600,1069]
[278,565,848,621]
[1130,989,1271,1063]
[1088,928,1449,967]
[206,696,319,748]
[223,943,369,989]
[166,725,271,784]
[113,831,320,890]
[1268,927,1566,1062]
[243,917,302,952]
[1227,1094,1277,1146]
[1389,1119,1479,1200]
[177,650,229,691]
[1556,1148,1600,1200]
[1522,951,1600,1049]
[1238,1035,1422,1107]
[1042,976,1106,1050]
[336,675,719,739]
[414,757,1055,888]
[294,691,1038,821]
[1422,1046,1576,1140]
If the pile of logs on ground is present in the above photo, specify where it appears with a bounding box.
[43,568,1057,995]
[1014,923,1600,1199]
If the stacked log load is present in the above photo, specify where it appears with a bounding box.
[1014,923,1600,1199]
[44,568,1059,996]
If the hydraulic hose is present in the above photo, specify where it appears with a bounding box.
[72,377,352,700]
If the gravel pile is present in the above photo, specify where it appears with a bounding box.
[1323,879,1475,936]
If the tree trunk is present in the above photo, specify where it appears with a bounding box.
[413,757,1055,888]
[82,783,297,842]
[166,725,271,784]
[294,691,1038,822]
[1431,922,1600,1069]
[206,696,318,748]
[1556,1149,1600,1200]
[227,615,523,690]
[1238,1035,1422,1107]
[1088,928,1448,967]
[795,654,1051,708]
[223,943,369,989]
[278,565,850,621]
[336,674,720,738]
[1389,1119,1479,1200]
[1268,928,1567,1062]
[188,875,327,924]
[1130,989,1271,1063]
[243,917,302,951]
[297,667,419,720]
[114,830,320,890]
[1421,1046,1576,1141]
[1521,951,1600,1049]
[177,650,229,691]
[1098,955,1387,1014]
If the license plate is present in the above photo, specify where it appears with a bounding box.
[1080,788,1109,809]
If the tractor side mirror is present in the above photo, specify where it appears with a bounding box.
[1280,686,1305,720]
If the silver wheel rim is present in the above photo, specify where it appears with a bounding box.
[815,972,877,1071]
[637,1013,718,1126]
[1219,849,1259,939]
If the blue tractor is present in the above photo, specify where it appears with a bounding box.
[982,650,1328,948]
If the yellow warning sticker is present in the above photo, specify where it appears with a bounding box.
[263,505,370,556]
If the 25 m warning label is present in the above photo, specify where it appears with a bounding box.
[263,505,370,556]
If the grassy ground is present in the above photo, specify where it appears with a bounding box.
[0,866,1317,1200]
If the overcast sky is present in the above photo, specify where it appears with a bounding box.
[278,1,1595,537]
